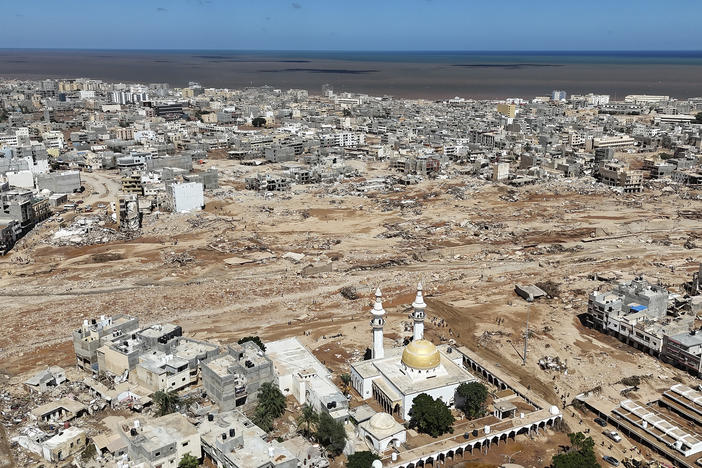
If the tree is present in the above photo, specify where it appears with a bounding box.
[238,336,266,351]
[253,406,274,432]
[659,152,673,160]
[568,432,595,452]
[253,382,286,432]
[695,112,702,124]
[408,393,455,437]
[153,390,180,416]
[178,453,199,468]
[316,412,347,457]
[252,117,266,127]
[455,382,488,419]
[297,403,319,438]
[340,373,351,393]
[551,432,598,468]
[342,108,352,117]
[258,382,286,418]
[81,443,97,461]
[346,450,380,468]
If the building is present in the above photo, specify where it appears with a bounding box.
[35,171,82,193]
[201,341,275,411]
[40,427,87,463]
[266,337,349,422]
[662,332,702,375]
[199,410,298,468]
[121,173,144,195]
[122,413,201,467]
[592,136,636,148]
[72,314,140,372]
[585,277,692,356]
[656,114,696,124]
[551,90,566,102]
[358,412,407,454]
[624,95,670,104]
[24,366,66,393]
[614,399,702,457]
[597,162,643,192]
[497,103,516,118]
[492,162,509,182]
[350,285,477,420]
[134,351,191,393]
[168,182,204,213]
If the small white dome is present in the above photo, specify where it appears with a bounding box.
[369,412,396,431]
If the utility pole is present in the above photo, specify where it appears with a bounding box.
[523,306,530,366]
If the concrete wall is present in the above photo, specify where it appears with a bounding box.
[35,171,81,193]
[6,170,34,189]
[170,182,204,213]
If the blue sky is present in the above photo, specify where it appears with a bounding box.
[1,0,700,50]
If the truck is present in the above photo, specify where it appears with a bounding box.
[604,430,622,442]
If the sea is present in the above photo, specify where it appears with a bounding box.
[0,49,701,100]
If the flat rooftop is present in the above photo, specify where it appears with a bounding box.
[266,337,332,379]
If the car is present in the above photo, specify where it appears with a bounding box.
[594,417,607,427]
[603,455,619,466]
[604,430,622,442]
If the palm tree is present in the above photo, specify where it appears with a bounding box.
[340,373,351,393]
[297,404,319,438]
[258,382,286,418]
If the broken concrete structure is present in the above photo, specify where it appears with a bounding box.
[24,366,66,393]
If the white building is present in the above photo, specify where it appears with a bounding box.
[492,162,509,181]
[168,182,204,213]
[625,95,670,104]
[350,285,477,420]
[266,337,349,421]
[358,412,406,454]
[41,131,65,150]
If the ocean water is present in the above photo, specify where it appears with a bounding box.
[0,49,701,99]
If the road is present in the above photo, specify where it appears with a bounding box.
[79,170,121,205]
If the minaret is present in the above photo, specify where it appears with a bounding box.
[412,282,426,341]
[370,287,386,359]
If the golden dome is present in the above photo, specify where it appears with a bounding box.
[401,339,440,370]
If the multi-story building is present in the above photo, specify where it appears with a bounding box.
[201,341,275,411]
[585,277,692,356]
[122,413,201,468]
[597,162,643,192]
[72,315,140,372]
[661,332,702,375]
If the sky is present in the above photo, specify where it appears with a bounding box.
[1,0,701,51]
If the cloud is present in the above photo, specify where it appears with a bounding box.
[291,2,302,8]
[156,7,168,12]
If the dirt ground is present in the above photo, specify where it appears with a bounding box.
[1,159,701,466]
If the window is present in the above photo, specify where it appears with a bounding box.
[182,441,189,447]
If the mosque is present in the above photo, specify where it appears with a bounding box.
[350,284,477,421]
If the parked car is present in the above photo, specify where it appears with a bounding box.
[604,430,622,442]
[594,417,607,427]
[603,455,619,466]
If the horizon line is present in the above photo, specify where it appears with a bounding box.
[1,47,702,53]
